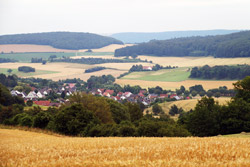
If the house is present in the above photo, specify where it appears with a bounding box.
[103,92,111,97]
[143,66,153,71]
[123,92,132,98]
[170,94,177,99]
[174,96,181,100]
[26,91,39,100]
[68,83,76,89]
[159,94,168,98]
[105,89,114,95]
[117,92,123,97]
[36,91,44,99]
[11,90,26,98]
[138,92,145,97]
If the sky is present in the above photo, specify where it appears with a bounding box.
[0,0,250,35]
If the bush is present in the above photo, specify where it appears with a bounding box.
[18,66,35,73]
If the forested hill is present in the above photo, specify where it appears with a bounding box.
[111,30,240,43]
[114,31,250,58]
[0,32,123,50]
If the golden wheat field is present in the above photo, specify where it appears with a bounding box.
[146,97,231,115]
[138,56,250,67]
[0,129,250,167]
[116,79,235,90]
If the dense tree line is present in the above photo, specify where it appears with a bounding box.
[0,58,18,63]
[129,64,177,72]
[178,76,250,136]
[190,65,250,80]
[85,67,106,73]
[18,66,35,73]
[0,74,18,87]
[53,57,145,65]
[115,31,250,58]
[0,32,123,50]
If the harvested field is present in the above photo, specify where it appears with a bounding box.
[116,79,236,90]
[79,44,134,52]
[1,129,250,167]
[146,97,231,115]
[138,56,250,67]
[0,62,124,81]
[0,44,76,53]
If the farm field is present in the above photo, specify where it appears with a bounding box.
[138,55,250,67]
[146,97,231,115]
[1,129,250,167]
[122,67,190,82]
[116,79,236,90]
[0,68,58,77]
[0,44,133,54]
[0,44,77,53]
[0,62,125,81]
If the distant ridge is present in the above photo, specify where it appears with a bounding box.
[111,30,241,43]
[0,32,123,50]
[115,30,250,58]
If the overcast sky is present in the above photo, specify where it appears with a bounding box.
[0,0,250,35]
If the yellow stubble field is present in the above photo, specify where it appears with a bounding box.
[0,62,125,81]
[0,129,250,167]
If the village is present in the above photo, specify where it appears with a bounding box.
[10,82,185,107]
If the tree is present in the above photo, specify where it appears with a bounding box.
[152,104,163,115]
[26,100,33,107]
[233,76,250,102]
[191,91,198,97]
[185,97,221,136]
[7,69,12,74]
[131,54,138,59]
[125,102,143,122]
[214,92,221,98]
[42,60,47,65]
[180,85,185,93]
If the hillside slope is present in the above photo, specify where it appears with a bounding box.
[111,30,240,43]
[115,31,250,58]
[0,32,123,50]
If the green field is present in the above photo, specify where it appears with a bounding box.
[121,67,191,82]
[0,52,114,62]
[0,68,58,77]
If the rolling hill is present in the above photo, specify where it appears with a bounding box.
[0,32,123,50]
[111,30,240,43]
[114,31,250,58]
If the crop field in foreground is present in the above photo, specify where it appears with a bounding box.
[0,129,250,167]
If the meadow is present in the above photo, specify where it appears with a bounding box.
[122,67,190,82]
[0,129,250,167]
[0,68,58,77]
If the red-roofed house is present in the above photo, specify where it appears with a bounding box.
[68,83,76,89]
[170,94,177,99]
[33,101,51,106]
[143,66,153,71]
[160,94,168,98]
[105,90,114,95]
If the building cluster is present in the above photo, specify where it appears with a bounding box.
[10,83,185,107]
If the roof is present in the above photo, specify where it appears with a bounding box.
[105,90,114,95]
[33,101,51,106]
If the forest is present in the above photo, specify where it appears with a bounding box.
[114,31,250,58]
[0,58,18,63]
[0,32,123,50]
[190,65,250,80]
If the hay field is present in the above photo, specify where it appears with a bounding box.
[116,79,235,90]
[1,129,250,167]
[138,56,250,67]
[146,97,231,114]
[0,44,76,53]
[0,62,124,81]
